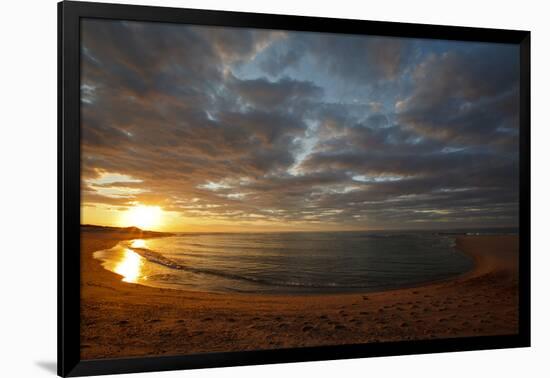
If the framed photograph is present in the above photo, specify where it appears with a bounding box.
[58,1,530,376]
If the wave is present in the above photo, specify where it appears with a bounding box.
[127,246,374,289]
[130,247,186,270]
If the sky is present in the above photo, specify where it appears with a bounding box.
[80,19,520,232]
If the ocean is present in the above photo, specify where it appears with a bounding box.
[92,231,488,294]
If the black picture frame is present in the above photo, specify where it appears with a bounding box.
[58,1,531,376]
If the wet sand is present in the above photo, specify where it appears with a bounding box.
[80,228,519,360]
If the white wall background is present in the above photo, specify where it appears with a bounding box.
[1,0,548,376]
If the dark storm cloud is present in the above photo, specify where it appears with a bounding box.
[81,19,520,230]
[256,33,410,83]
[227,74,324,109]
[396,45,520,147]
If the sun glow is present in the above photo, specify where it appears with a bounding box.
[130,239,147,248]
[121,205,163,230]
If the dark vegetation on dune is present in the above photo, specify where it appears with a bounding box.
[81,224,173,236]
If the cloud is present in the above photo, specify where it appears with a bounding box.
[227,74,323,109]
[80,20,520,230]
[396,45,520,147]
[256,32,410,83]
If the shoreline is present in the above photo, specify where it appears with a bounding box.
[91,233,476,297]
[81,228,519,360]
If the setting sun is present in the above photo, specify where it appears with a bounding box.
[121,205,163,230]
[76,17,523,363]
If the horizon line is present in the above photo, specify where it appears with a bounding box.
[80,223,519,234]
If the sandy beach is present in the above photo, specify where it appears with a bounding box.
[80,227,519,360]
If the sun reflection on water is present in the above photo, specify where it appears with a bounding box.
[114,248,143,283]
[131,239,147,248]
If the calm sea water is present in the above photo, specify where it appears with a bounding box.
[94,231,479,294]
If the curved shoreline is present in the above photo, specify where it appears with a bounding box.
[92,234,476,297]
[81,228,519,360]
